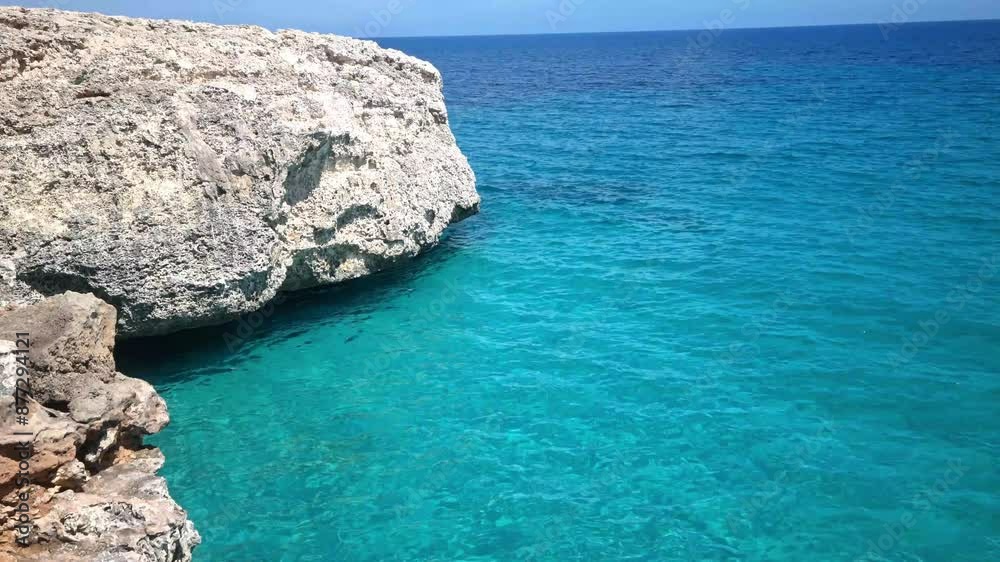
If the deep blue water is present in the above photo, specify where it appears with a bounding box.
[119,22,1000,561]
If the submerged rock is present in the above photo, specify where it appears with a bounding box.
[0,6,479,337]
[0,292,199,561]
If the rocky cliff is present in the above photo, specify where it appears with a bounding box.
[0,292,199,561]
[0,6,480,560]
[0,6,479,337]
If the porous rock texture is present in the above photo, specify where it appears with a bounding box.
[0,6,479,337]
[0,292,199,561]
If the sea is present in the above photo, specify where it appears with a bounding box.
[118,21,1000,561]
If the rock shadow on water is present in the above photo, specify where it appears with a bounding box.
[116,228,477,386]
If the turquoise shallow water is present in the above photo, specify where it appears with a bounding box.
[119,22,1000,561]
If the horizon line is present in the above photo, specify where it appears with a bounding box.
[365,16,999,41]
[5,6,998,41]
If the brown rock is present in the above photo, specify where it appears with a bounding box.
[0,293,198,560]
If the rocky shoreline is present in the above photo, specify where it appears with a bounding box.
[0,293,199,560]
[1,7,479,560]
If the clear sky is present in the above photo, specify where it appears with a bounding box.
[12,0,1000,37]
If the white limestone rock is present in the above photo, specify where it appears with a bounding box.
[0,7,479,336]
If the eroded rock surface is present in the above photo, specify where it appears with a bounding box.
[0,7,479,337]
[0,292,199,561]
